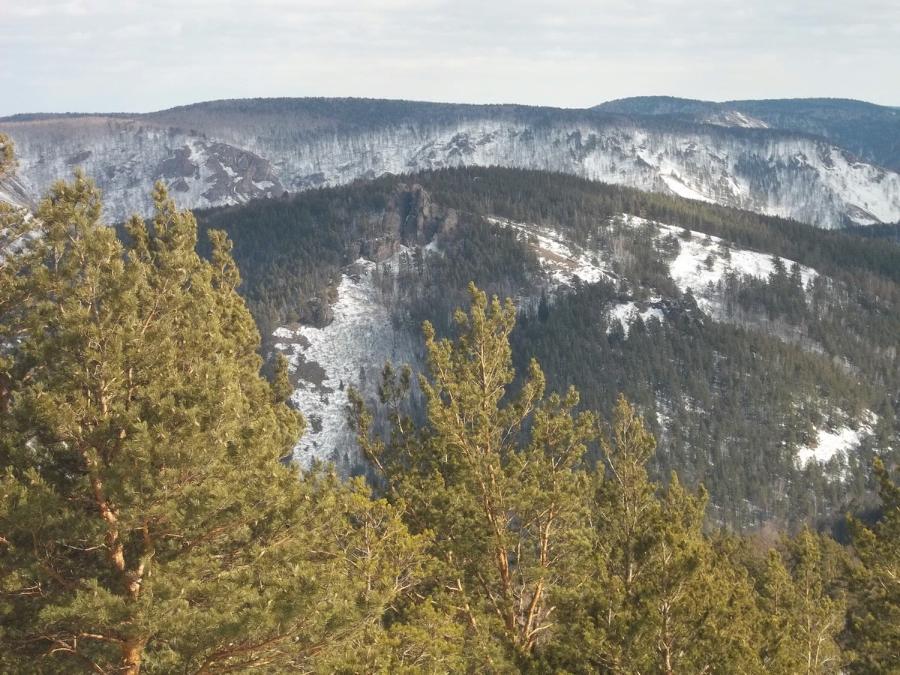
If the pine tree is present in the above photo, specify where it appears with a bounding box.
[758,530,846,674]
[0,133,13,177]
[548,397,763,673]
[845,459,900,674]
[352,283,595,669]
[271,352,294,405]
[0,174,424,673]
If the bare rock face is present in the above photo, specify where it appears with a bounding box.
[383,183,458,245]
[299,296,335,327]
[200,142,285,203]
[345,184,459,266]
[156,146,198,179]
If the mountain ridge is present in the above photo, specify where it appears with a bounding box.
[595,96,900,171]
[2,96,899,229]
[4,94,897,122]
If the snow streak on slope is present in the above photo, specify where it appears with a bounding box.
[659,173,717,203]
[702,110,770,129]
[0,173,33,211]
[273,259,415,469]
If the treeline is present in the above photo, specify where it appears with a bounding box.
[1,163,898,671]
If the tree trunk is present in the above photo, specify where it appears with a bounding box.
[121,637,146,675]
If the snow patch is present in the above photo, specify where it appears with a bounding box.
[795,412,878,468]
[660,173,715,203]
[486,216,612,286]
[607,300,665,337]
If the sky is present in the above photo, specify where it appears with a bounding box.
[1,0,898,116]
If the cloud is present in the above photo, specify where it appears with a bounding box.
[1,0,897,115]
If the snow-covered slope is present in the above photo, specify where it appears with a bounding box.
[485,212,879,477]
[268,204,872,475]
[621,214,818,316]
[494,212,818,322]
[273,258,416,469]
[3,100,899,227]
[0,118,284,221]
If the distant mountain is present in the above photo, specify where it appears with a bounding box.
[2,97,899,228]
[595,96,900,172]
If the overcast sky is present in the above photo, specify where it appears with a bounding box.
[1,0,898,116]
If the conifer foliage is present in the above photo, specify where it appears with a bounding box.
[353,286,898,673]
[545,398,765,673]
[352,284,596,667]
[0,174,423,673]
[0,133,14,177]
[846,459,900,673]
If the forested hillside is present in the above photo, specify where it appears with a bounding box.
[196,168,900,531]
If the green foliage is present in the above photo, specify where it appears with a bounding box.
[0,133,13,177]
[845,460,900,673]
[0,175,424,673]
[757,530,847,673]
[198,167,899,529]
[547,397,764,673]
[353,291,895,672]
[3,162,898,672]
[271,352,294,405]
[353,284,596,669]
